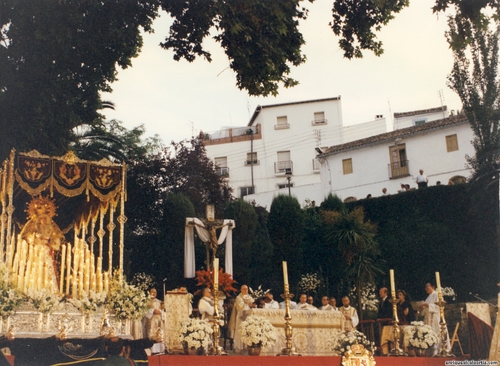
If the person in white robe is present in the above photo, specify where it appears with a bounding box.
[228,285,255,353]
[198,287,215,320]
[419,282,450,355]
[144,288,165,354]
[340,296,359,331]
[297,293,318,310]
[319,296,335,310]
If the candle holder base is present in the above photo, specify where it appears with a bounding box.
[208,345,227,356]
[277,347,300,356]
[434,349,455,358]
[388,347,407,357]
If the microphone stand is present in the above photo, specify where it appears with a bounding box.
[471,293,498,309]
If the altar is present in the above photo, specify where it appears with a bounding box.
[242,309,344,355]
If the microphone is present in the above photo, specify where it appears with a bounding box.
[163,278,167,282]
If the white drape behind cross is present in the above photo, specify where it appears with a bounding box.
[184,217,235,278]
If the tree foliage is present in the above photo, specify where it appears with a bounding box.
[0,0,159,160]
[160,0,308,96]
[446,16,500,185]
[268,195,304,285]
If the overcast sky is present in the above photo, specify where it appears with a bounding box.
[102,0,460,144]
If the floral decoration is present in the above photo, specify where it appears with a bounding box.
[178,318,213,350]
[194,268,237,297]
[239,315,277,347]
[130,272,156,292]
[106,274,149,320]
[249,285,270,300]
[349,283,379,311]
[403,321,439,349]
[69,290,107,314]
[0,263,24,317]
[298,272,321,293]
[333,330,375,355]
[26,288,62,314]
[441,287,456,301]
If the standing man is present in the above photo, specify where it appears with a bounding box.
[416,169,428,188]
[377,287,393,319]
[329,297,338,310]
[143,288,165,355]
[340,296,359,331]
[297,293,317,310]
[419,282,450,355]
[228,285,255,353]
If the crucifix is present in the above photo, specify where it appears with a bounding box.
[188,205,234,272]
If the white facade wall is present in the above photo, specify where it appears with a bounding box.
[205,98,347,206]
[320,120,474,200]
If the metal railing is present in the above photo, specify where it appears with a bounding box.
[274,160,293,174]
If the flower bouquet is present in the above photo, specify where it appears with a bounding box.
[441,287,456,301]
[239,315,277,347]
[403,321,439,350]
[106,276,148,320]
[298,272,321,293]
[333,330,375,355]
[69,290,107,314]
[249,285,270,300]
[26,288,62,314]
[178,318,213,354]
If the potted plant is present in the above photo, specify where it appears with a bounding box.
[178,318,213,355]
[239,315,277,356]
[403,321,439,356]
[333,330,375,355]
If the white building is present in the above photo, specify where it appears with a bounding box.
[203,97,388,208]
[318,114,473,201]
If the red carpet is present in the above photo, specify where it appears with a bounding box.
[149,355,465,366]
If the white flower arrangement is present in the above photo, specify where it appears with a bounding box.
[298,272,321,293]
[349,283,379,311]
[249,285,270,300]
[441,287,456,301]
[178,318,213,350]
[26,288,62,314]
[0,263,24,317]
[107,280,149,320]
[403,321,439,349]
[239,315,277,347]
[333,330,375,354]
[69,290,107,314]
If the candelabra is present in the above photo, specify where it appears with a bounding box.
[209,283,226,355]
[277,284,299,356]
[388,298,406,356]
[434,293,454,357]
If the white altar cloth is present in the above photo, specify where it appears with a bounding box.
[242,308,345,355]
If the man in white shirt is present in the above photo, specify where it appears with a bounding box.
[416,169,428,188]
[419,282,450,355]
[263,293,279,309]
[340,296,359,331]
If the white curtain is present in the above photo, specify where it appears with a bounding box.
[184,218,235,278]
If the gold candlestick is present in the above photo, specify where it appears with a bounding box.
[388,298,406,356]
[435,292,454,357]
[277,283,299,356]
[208,266,225,356]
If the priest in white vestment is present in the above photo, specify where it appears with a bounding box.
[320,296,336,310]
[144,288,165,354]
[228,285,255,353]
[198,288,215,320]
[340,296,359,331]
[263,293,280,309]
[419,282,450,355]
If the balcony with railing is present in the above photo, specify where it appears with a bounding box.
[244,159,260,166]
[311,119,328,126]
[274,123,290,130]
[215,166,229,178]
[274,160,293,175]
[388,160,410,179]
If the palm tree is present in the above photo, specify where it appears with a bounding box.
[322,205,383,320]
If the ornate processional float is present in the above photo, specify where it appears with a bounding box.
[0,149,142,338]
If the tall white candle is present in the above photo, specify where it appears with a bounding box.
[213,258,219,288]
[435,272,442,294]
[390,269,396,296]
[282,261,289,286]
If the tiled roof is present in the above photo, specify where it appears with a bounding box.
[394,105,447,118]
[321,115,468,156]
